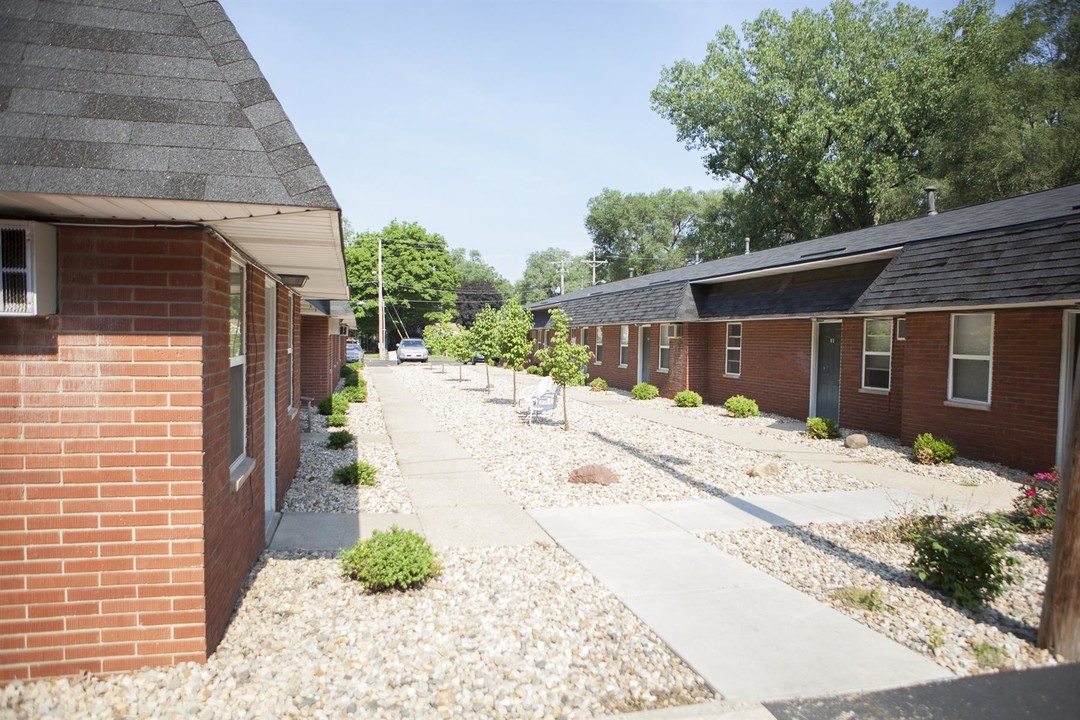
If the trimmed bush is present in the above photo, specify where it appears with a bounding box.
[341,365,355,378]
[326,430,355,450]
[912,433,958,465]
[340,384,367,403]
[326,413,347,427]
[724,395,760,418]
[806,416,840,439]
[1012,467,1059,531]
[526,365,540,375]
[334,461,378,486]
[340,526,441,591]
[632,383,659,400]
[674,390,702,408]
[589,377,608,392]
[908,516,1018,610]
[318,393,350,416]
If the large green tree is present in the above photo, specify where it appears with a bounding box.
[514,247,589,304]
[345,221,459,342]
[652,0,950,241]
[450,248,512,325]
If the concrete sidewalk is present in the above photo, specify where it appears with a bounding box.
[530,495,951,702]
[365,367,549,549]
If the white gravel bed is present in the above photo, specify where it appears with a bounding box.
[284,380,413,514]
[703,520,1058,677]
[4,543,712,719]
[648,397,1027,487]
[396,365,870,508]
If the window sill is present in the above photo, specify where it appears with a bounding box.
[723,373,740,380]
[618,364,627,369]
[944,399,990,412]
[230,456,256,492]
[593,361,602,366]
[657,368,669,374]
[859,387,889,395]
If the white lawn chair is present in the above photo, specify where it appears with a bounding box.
[518,377,560,424]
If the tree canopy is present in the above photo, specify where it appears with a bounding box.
[514,247,589,304]
[450,248,512,325]
[345,221,459,342]
[650,0,1080,243]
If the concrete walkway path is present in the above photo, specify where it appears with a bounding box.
[530,494,952,702]
[364,367,548,549]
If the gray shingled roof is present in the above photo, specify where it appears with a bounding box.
[536,283,697,327]
[531,183,1080,310]
[0,0,337,208]
[853,216,1080,312]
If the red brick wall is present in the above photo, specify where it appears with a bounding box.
[705,319,812,419]
[0,226,209,680]
[585,324,641,391]
[900,309,1062,472]
[299,315,331,400]
[839,317,905,438]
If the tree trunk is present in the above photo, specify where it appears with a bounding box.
[458,364,463,382]
[512,370,517,405]
[485,363,491,391]
[562,387,569,431]
[1039,359,1080,659]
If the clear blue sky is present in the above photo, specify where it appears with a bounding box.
[223,0,995,284]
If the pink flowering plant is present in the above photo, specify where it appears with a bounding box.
[1011,467,1059,531]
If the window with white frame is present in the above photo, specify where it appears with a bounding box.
[725,323,742,376]
[659,324,673,371]
[896,317,906,340]
[950,313,993,404]
[862,318,892,390]
[581,327,589,351]
[228,260,247,467]
[619,325,629,366]
[594,327,603,364]
[287,295,295,410]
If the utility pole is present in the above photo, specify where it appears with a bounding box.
[581,250,608,286]
[549,258,569,295]
[377,236,386,362]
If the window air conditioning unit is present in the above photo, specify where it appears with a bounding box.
[1,220,57,316]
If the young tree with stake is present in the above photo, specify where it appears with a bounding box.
[496,298,534,405]
[535,309,592,431]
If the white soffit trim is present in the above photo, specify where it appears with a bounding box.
[0,191,349,300]
[690,248,901,286]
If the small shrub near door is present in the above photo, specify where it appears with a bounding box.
[806,417,840,439]
[326,430,355,450]
[318,393,350,416]
[340,527,441,591]
[907,515,1018,610]
[911,433,958,465]
[340,383,367,403]
[724,395,759,418]
[632,383,659,400]
[589,377,608,392]
[325,413,347,427]
[674,390,702,407]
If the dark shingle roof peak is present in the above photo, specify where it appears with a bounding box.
[0,0,337,209]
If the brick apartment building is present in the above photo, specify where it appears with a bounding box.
[0,1,350,679]
[531,185,1080,473]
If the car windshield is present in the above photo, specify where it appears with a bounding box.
[400,340,423,347]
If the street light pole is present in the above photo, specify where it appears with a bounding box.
[377,236,386,361]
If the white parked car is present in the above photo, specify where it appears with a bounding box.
[345,342,362,362]
[396,338,429,363]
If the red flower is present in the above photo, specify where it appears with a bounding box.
[1025,488,1036,497]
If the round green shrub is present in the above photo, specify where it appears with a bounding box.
[589,377,608,392]
[526,365,540,375]
[318,393,350,416]
[334,461,378,486]
[340,384,367,403]
[326,413,347,427]
[806,416,840,439]
[632,383,659,400]
[908,516,1018,609]
[326,430,355,450]
[724,395,760,418]
[340,527,441,591]
[912,432,958,464]
[674,390,702,408]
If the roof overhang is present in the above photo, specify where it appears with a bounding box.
[690,248,901,286]
[0,191,349,300]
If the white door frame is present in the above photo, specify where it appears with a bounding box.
[808,319,842,418]
[1057,309,1079,468]
[264,280,277,521]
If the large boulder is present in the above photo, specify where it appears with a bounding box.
[845,434,869,449]
[569,464,619,485]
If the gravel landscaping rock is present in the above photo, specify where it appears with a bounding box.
[703,519,1059,677]
[3,544,712,719]
[397,365,871,507]
[284,380,413,514]
[653,397,1027,487]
